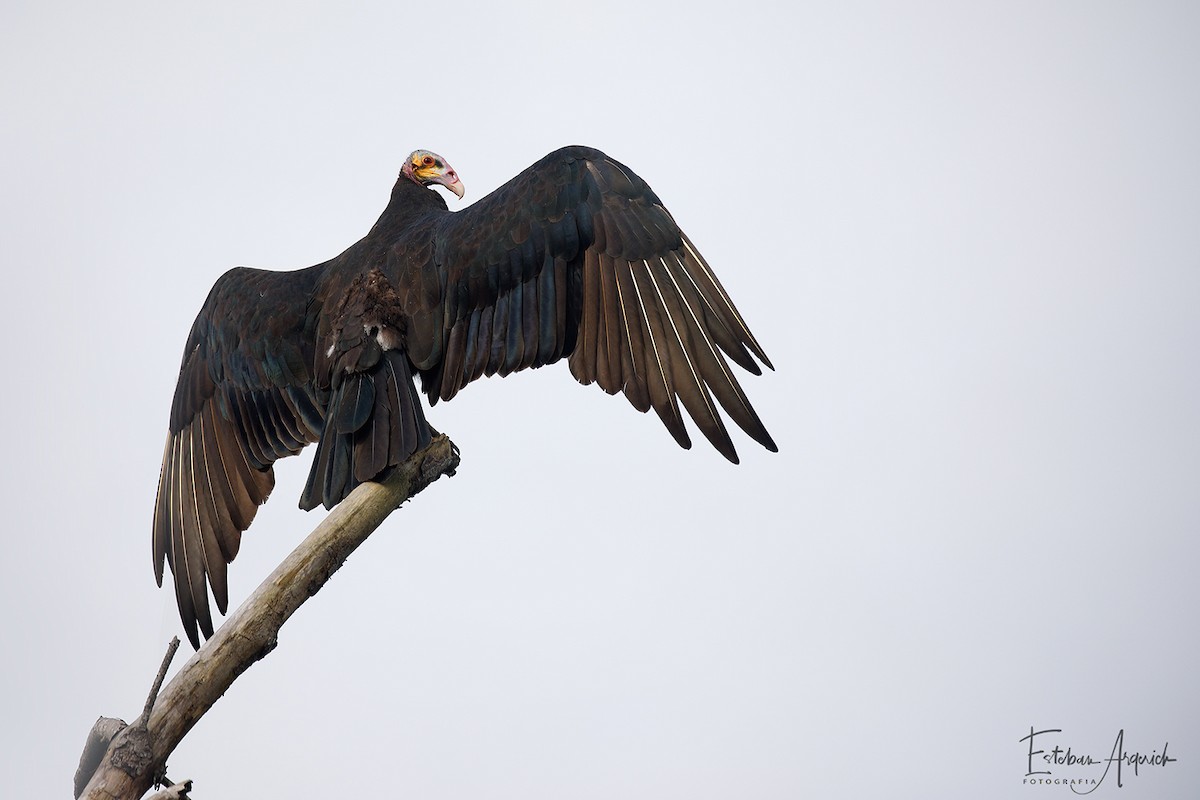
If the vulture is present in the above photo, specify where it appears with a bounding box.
[154,145,776,648]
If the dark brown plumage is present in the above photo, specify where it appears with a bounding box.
[154,145,776,647]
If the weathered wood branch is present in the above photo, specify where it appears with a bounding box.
[74,718,128,798]
[78,435,459,800]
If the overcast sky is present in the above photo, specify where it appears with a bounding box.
[3,2,1198,798]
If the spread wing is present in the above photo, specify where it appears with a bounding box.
[152,265,324,648]
[402,145,776,461]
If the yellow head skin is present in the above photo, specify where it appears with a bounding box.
[401,149,464,198]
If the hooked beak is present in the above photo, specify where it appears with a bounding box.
[436,171,465,199]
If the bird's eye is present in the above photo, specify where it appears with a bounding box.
[422,155,435,167]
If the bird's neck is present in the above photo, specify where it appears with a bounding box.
[366,177,447,240]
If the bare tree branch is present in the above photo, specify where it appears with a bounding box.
[140,638,180,726]
[78,434,459,799]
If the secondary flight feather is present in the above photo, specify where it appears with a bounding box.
[153,145,777,647]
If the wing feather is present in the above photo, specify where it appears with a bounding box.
[504,280,525,372]
[535,257,560,366]
[189,419,229,612]
[611,258,651,412]
[487,292,510,377]
[196,404,240,563]
[576,248,603,387]
[680,233,773,370]
[661,253,777,452]
[597,253,624,394]
[644,257,736,460]
[473,305,495,385]
[177,430,214,638]
[626,254,691,449]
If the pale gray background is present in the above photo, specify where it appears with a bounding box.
[3,2,1198,798]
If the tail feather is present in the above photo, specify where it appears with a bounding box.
[301,351,431,511]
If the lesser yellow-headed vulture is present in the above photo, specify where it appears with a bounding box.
[154,146,777,647]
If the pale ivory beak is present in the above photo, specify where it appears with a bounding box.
[437,171,465,199]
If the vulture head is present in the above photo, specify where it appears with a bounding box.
[401,149,464,198]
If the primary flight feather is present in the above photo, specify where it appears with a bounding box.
[153,145,777,648]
